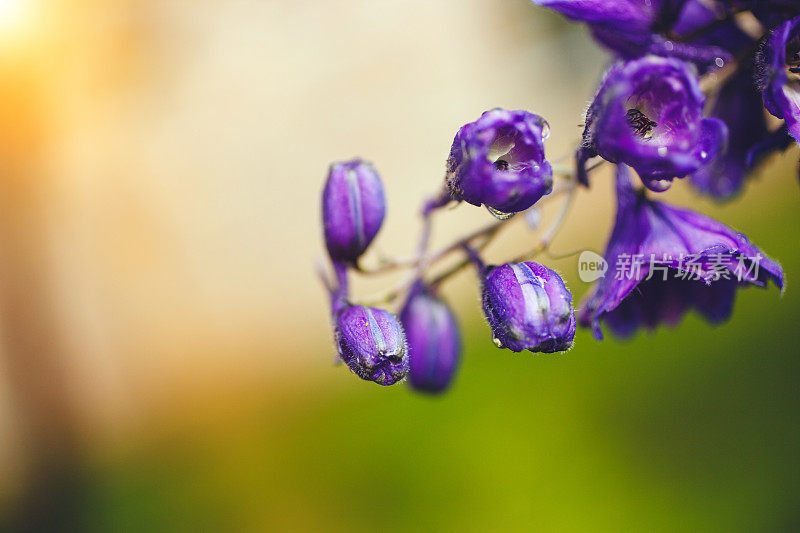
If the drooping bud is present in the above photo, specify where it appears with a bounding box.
[445,109,553,219]
[322,159,386,263]
[399,283,461,394]
[481,261,576,353]
[334,304,408,386]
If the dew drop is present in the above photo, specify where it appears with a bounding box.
[493,337,504,348]
[540,120,551,140]
[657,146,668,156]
[649,179,672,192]
[714,57,724,68]
[700,150,708,159]
[486,205,516,220]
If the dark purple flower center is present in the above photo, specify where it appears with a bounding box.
[487,126,541,172]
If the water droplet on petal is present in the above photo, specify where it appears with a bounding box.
[657,146,668,157]
[700,150,708,160]
[540,120,551,140]
[486,205,515,220]
[493,337,504,348]
[649,179,672,192]
[715,57,724,68]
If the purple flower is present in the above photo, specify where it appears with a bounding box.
[445,109,553,218]
[480,261,576,353]
[579,56,727,191]
[532,0,685,42]
[334,304,408,386]
[322,159,386,263]
[399,283,461,394]
[690,62,769,199]
[580,166,784,339]
[756,16,800,144]
[669,0,753,62]
[532,0,736,70]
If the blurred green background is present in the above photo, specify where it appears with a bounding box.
[84,177,800,532]
[0,0,797,531]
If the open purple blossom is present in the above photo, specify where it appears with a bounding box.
[479,260,576,353]
[690,63,769,198]
[334,304,408,386]
[532,0,736,71]
[580,166,784,339]
[400,282,461,394]
[322,158,386,263]
[579,56,727,191]
[756,16,800,143]
[445,109,553,218]
[669,0,754,65]
[532,0,686,52]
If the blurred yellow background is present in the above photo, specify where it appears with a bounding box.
[0,0,797,530]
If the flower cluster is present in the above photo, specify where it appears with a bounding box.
[317,1,794,393]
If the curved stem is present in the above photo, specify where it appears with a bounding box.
[355,177,575,277]
[511,181,577,263]
[353,153,606,305]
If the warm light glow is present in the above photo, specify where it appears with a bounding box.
[0,0,24,27]
[0,0,34,44]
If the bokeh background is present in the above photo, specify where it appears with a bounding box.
[0,0,797,530]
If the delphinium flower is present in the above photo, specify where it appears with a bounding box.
[578,55,727,191]
[690,63,769,198]
[399,282,462,394]
[445,108,554,219]
[757,16,800,144]
[322,159,386,264]
[532,0,739,71]
[321,163,409,386]
[466,248,576,353]
[333,301,409,386]
[580,166,784,339]
[316,0,798,393]
[324,260,409,387]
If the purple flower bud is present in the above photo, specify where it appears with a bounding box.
[322,159,386,263]
[399,283,461,394]
[481,261,576,354]
[445,109,553,218]
[334,304,408,386]
[580,56,727,191]
[756,16,800,144]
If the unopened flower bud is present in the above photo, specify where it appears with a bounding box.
[322,159,386,263]
[399,283,461,394]
[481,261,575,353]
[445,109,553,219]
[334,304,408,386]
